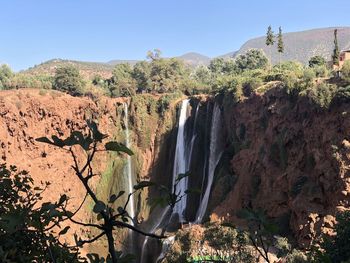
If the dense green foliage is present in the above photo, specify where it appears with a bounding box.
[53,65,85,96]
[0,64,13,90]
[309,55,326,68]
[321,211,350,262]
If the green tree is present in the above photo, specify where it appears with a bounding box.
[208,58,226,74]
[277,26,284,69]
[132,61,151,92]
[147,49,162,61]
[332,29,340,67]
[0,64,13,90]
[266,25,275,67]
[108,63,136,97]
[53,65,85,96]
[309,55,326,68]
[149,57,188,93]
[234,49,269,72]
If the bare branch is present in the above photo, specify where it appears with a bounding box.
[112,220,166,239]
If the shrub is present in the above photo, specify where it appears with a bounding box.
[304,83,336,108]
[321,211,350,262]
[0,64,13,90]
[309,55,326,68]
[341,60,350,83]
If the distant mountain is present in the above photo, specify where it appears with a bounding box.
[107,59,140,66]
[176,52,211,66]
[221,27,350,64]
[107,52,210,67]
[216,51,238,59]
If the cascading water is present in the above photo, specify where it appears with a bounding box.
[140,99,195,262]
[172,99,191,222]
[195,103,224,223]
[123,103,135,222]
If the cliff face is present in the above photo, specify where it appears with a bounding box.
[0,89,181,251]
[2,87,350,251]
[210,87,350,246]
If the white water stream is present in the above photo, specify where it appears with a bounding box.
[195,103,224,223]
[124,103,135,223]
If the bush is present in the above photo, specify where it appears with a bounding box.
[304,83,336,108]
[0,64,13,90]
[321,211,350,262]
[341,60,350,83]
[309,55,326,68]
[0,164,82,262]
[53,65,85,96]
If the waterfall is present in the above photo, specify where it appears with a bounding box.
[187,103,200,170]
[123,103,135,222]
[172,99,191,222]
[140,99,195,262]
[140,207,170,263]
[195,103,224,223]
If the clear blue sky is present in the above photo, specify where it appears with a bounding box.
[1,0,350,71]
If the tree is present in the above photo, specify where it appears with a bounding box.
[309,55,326,68]
[132,61,151,93]
[147,49,162,61]
[107,63,136,97]
[234,49,269,72]
[53,65,85,96]
[149,57,188,93]
[265,25,275,67]
[332,29,340,67]
[277,27,284,69]
[0,64,13,90]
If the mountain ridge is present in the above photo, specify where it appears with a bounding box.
[23,26,350,75]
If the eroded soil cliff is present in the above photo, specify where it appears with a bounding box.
[210,87,350,246]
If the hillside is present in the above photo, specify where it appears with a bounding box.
[227,27,350,64]
[24,59,115,79]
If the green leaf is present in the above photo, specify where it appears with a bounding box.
[51,135,65,147]
[58,194,67,205]
[109,191,125,203]
[105,141,133,155]
[93,201,106,214]
[117,206,125,214]
[87,120,107,142]
[176,173,190,182]
[58,226,70,235]
[133,181,155,190]
[36,137,56,146]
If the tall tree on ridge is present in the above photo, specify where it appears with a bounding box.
[332,29,340,67]
[277,26,284,71]
[266,25,275,69]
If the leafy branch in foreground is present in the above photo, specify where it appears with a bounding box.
[0,164,84,262]
[36,120,165,263]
